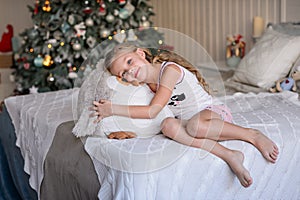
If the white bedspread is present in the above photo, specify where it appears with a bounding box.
[4,88,79,198]
[5,90,300,199]
[85,91,300,200]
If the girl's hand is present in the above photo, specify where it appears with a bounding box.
[90,99,112,123]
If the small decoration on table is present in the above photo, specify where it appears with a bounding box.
[226,34,245,68]
[0,24,13,53]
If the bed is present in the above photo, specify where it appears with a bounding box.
[1,22,300,200]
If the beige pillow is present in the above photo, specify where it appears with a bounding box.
[231,27,300,89]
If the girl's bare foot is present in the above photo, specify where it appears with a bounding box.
[250,129,279,163]
[227,150,253,187]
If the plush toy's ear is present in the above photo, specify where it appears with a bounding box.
[116,76,140,86]
[107,76,140,92]
[269,87,277,93]
[292,71,300,80]
[275,80,283,92]
[116,77,131,86]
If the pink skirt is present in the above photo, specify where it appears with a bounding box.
[206,104,233,123]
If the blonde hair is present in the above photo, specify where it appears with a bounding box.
[104,43,210,93]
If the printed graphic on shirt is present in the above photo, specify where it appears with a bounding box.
[168,93,186,106]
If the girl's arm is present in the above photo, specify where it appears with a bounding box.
[93,64,181,120]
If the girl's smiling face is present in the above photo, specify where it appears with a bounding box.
[109,48,151,83]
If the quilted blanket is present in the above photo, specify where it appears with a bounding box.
[85,91,300,200]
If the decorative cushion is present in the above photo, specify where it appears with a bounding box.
[230,26,300,89]
[72,59,173,138]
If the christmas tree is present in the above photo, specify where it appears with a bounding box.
[13,0,164,94]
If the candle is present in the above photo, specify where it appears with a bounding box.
[253,16,265,38]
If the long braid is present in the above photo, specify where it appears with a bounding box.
[143,49,210,94]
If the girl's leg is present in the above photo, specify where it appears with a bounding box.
[186,110,279,163]
[161,117,253,187]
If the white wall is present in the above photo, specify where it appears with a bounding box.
[151,0,288,62]
[283,0,300,22]
[0,0,33,38]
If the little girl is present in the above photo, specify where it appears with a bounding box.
[91,43,279,187]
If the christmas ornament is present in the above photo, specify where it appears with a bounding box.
[82,0,93,14]
[106,14,115,23]
[129,18,138,27]
[28,29,39,40]
[85,18,94,27]
[124,1,135,15]
[141,16,147,21]
[127,29,137,41]
[72,40,82,51]
[68,14,75,25]
[119,8,129,19]
[141,21,150,28]
[61,22,71,33]
[68,71,78,79]
[29,86,39,94]
[86,36,96,48]
[42,0,51,12]
[114,9,119,16]
[34,55,44,67]
[43,55,54,67]
[23,62,30,70]
[34,0,39,15]
[48,38,58,45]
[53,30,63,40]
[81,49,88,60]
[74,22,86,39]
[119,0,126,6]
[47,73,55,82]
[47,11,63,31]
[54,56,62,63]
[97,0,106,16]
[114,30,126,43]
[100,28,110,38]
[74,52,81,59]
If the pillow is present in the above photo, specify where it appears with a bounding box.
[230,26,300,89]
[270,22,300,36]
[72,59,173,138]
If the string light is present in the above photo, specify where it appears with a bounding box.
[42,0,51,12]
